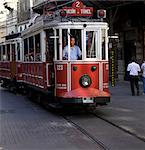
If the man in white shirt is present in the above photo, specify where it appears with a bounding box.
[141,60,145,95]
[127,57,141,96]
[63,37,82,60]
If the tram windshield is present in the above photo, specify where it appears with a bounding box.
[53,26,108,61]
[62,29,82,61]
[86,31,97,58]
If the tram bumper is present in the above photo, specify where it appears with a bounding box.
[59,88,110,105]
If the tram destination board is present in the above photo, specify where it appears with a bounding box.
[62,0,93,17]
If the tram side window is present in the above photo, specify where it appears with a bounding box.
[24,39,28,61]
[17,43,20,61]
[29,36,34,61]
[46,29,55,62]
[2,45,6,61]
[7,44,10,61]
[35,33,41,61]
[0,46,1,61]
[102,29,106,60]
[86,31,96,58]
[11,44,16,61]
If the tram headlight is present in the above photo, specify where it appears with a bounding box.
[79,75,92,88]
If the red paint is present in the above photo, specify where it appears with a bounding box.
[63,87,110,98]
[71,63,99,90]
[55,64,67,97]
[103,62,109,92]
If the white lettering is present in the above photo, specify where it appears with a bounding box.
[81,9,91,14]
[66,9,76,14]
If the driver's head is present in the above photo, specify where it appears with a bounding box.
[70,37,75,47]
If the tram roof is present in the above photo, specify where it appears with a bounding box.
[33,0,139,15]
[21,16,108,37]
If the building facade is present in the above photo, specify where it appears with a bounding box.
[17,0,34,33]
[3,0,19,35]
[0,21,6,43]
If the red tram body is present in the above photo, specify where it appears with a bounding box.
[0,1,110,107]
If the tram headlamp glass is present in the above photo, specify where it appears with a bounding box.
[79,75,92,88]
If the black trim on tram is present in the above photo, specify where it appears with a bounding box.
[57,97,110,105]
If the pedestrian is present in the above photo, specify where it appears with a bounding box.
[127,57,141,96]
[141,60,145,95]
[63,37,82,60]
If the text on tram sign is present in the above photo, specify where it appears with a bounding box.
[62,0,93,17]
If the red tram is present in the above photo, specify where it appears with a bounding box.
[0,1,110,107]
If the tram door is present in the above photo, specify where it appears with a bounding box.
[10,43,16,79]
[46,29,55,86]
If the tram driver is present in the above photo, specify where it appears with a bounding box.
[63,37,82,60]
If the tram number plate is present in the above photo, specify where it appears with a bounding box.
[82,98,94,103]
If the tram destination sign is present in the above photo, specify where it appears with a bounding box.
[62,0,93,17]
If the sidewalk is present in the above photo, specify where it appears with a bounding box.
[110,80,144,96]
[97,81,145,141]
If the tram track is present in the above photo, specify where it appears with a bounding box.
[58,107,145,150]
[61,114,110,150]
[89,111,145,143]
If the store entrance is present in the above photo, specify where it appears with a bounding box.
[124,40,136,80]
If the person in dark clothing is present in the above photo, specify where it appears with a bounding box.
[127,57,141,96]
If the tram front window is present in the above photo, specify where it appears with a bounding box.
[86,31,97,58]
[62,29,82,60]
